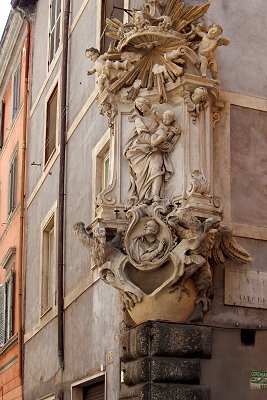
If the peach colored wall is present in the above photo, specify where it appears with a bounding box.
[0,32,28,400]
[0,351,22,400]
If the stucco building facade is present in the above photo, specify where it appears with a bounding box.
[19,1,267,400]
[0,9,32,400]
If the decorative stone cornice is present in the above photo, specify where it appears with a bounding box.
[0,11,24,93]
[1,246,16,268]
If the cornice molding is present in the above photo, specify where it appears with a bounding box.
[0,12,24,91]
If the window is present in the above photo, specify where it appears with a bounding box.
[0,251,15,347]
[45,85,58,164]
[102,150,110,192]
[12,63,21,121]
[95,137,110,198]
[0,100,5,149]
[83,380,105,400]
[72,374,105,400]
[41,214,56,315]
[49,0,61,65]
[92,129,113,216]
[8,152,17,216]
[100,0,124,53]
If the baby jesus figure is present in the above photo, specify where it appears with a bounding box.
[150,109,181,150]
[136,109,181,151]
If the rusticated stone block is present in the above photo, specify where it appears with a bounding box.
[123,358,150,386]
[120,322,212,361]
[120,324,150,362]
[150,322,212,359]
[123,357,200,386]
[120,383,210,400]
[151,357,200,383]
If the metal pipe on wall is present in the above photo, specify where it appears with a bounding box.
[18,18,30,382]
[57,0,71,369]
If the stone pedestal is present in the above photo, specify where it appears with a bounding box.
[120,321,211,400]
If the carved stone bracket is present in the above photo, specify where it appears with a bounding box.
[75,206,252,323]
[187,170,211,195]
[212,98,225,127]
[99,99,118,129]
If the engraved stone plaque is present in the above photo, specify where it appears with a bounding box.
[224,268,267,309]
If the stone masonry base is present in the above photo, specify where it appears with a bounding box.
[120,321,212,400]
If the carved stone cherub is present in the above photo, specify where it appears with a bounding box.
[184,87,208,122]
[195,23,230,80]
[85,47,130,92]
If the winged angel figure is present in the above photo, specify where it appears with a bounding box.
[73,222,144,310]
[166,208,252,311]
[74,207,252,318]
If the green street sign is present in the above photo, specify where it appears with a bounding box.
[250,370,267,389]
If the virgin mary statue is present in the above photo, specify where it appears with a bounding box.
[124,97,174,208]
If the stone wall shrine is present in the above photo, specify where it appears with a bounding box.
[74,1,253,398]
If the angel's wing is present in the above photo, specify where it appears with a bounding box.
[73,221,92,251]
[217,37,230,46]
[211,225,252,265]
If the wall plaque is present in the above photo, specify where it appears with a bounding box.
[250,370,267,390]
[224,268,267,309]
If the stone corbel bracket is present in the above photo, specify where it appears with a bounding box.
[212,97,225,127]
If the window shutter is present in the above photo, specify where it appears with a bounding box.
[0,284,6,347]
[83,380,105,400]
[0,100,5,148]
[45,86,58,163]
[9,271,15,338]
[8,161,12,215]
[8,155,17,215]
[12,156,17,212]
[12,65,20,120]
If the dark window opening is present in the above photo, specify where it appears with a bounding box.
[241,329,256,346]
[0,100,5,148]
[83,379,105,400]
[45,85,58,164]
[100,0,124,53]
[8,154,17,216]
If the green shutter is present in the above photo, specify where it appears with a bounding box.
[0,284,6,347]
[0,100,5,148]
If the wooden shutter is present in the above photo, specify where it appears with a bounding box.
[7,271,15,339]
[0,284,6,347]
[12,65,20,120]
[8,155,17,215]
[0,100,5,148]
[83,380,105,400]
[45,86,58,163]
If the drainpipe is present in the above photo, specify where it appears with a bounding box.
[58,0,70,369]
[18,19,30,382]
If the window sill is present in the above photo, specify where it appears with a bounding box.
[0,204,20,242]
[0,333,18,357]
[43,147,57,172]
[47,45,62,74]
[40,306,53,319]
